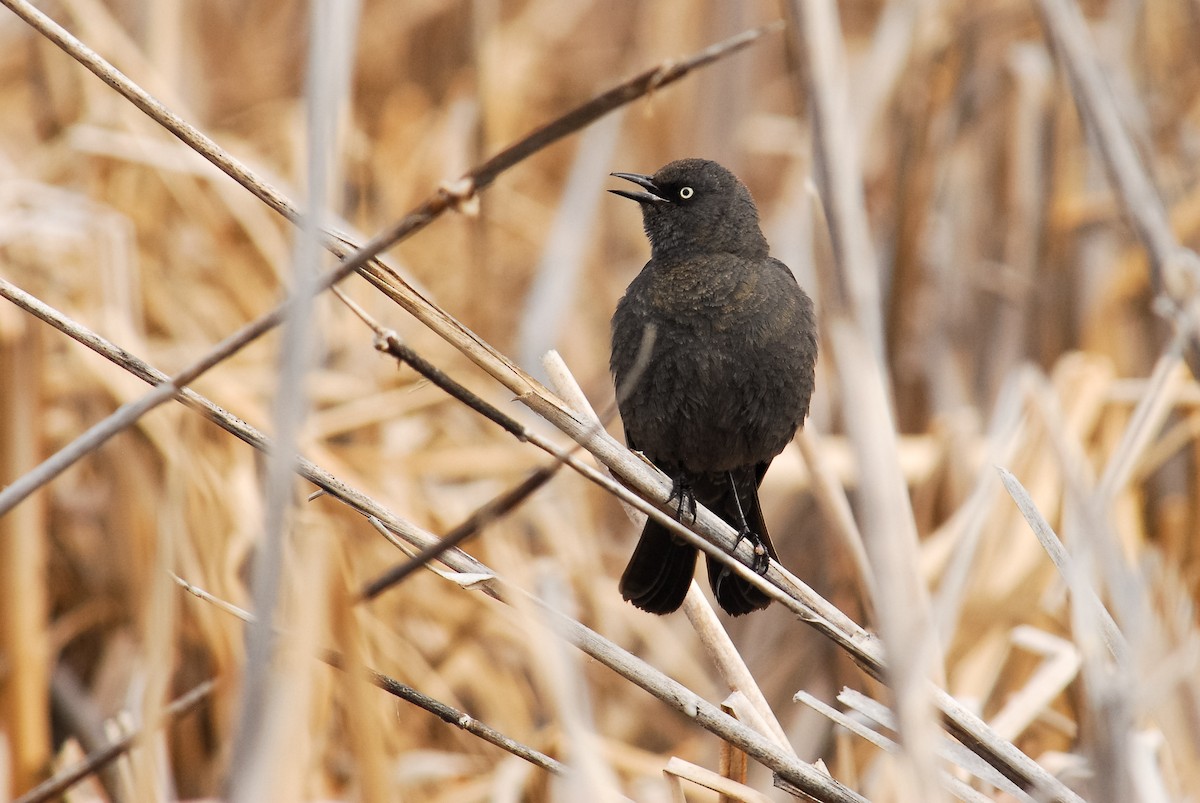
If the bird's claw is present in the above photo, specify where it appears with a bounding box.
[666,479,697,522]
[733,527,771,574]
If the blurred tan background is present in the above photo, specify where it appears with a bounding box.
[1,0,1198,800]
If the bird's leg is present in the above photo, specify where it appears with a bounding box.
[666,477,697,522]
[726,472,769,574]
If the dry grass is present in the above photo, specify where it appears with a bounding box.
[1,0,1199,801]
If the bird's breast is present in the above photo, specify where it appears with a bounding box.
[637,258,767,327]
[610,257,816,475]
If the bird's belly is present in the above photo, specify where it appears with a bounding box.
[620,338,807,474]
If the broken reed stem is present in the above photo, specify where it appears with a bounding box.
[359,463,563,599]
[997,466,1129,663]
[372,329,529,441]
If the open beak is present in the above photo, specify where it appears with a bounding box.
[609,172,669,204]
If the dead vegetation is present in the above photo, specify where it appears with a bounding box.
[1,0,1199,801]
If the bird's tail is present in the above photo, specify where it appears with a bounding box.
[705,471,778,616]
[619,518,697,615]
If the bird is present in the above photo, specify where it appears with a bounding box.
[608,158,817,616]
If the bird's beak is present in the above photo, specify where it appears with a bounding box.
[609,172,669,204]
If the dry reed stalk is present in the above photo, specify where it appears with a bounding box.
[1036,0,1200,320]
[0,308,49,798]
[787,1,945,799]
[1,0,1199,800]
[227,5,357,795]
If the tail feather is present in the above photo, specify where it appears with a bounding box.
[619,518,697,614]
[621,464,780,616]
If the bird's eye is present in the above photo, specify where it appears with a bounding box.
[679,186,694,200]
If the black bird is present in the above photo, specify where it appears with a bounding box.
[609,158,817,616]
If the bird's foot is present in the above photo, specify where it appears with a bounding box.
[732,527,771,574]
[666,479,697,522]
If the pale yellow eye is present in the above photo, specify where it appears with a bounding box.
[679,186,694,200]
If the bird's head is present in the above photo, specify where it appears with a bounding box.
[610,158,768,260]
